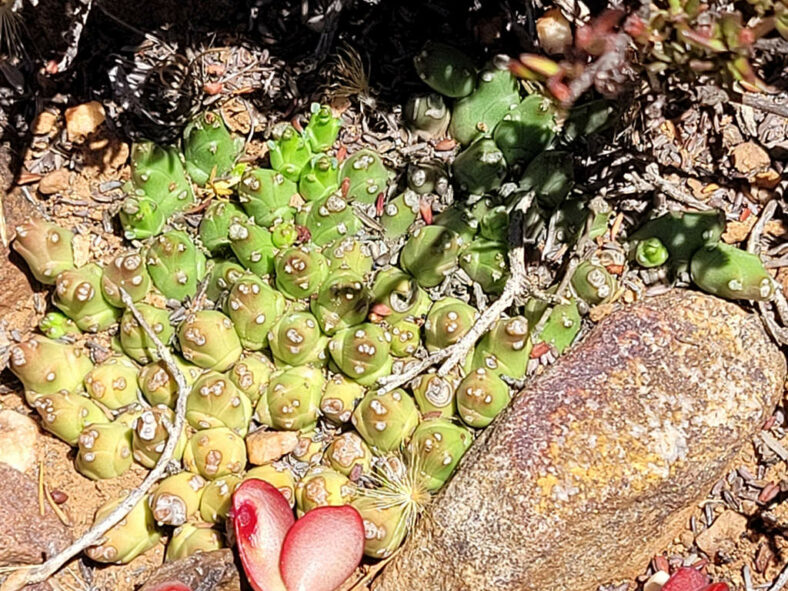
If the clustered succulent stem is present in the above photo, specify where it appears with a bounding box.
[9,289,191,590]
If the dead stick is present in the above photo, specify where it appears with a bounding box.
[6,289,189,589]
[437,193,533,377]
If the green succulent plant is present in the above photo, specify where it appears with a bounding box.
[400,226,462,288]
[472,316,531,378]
[76,421,134,480]
[304,103,342,152]
[452,138,508,195]
[118,194,167,240]
[238,167,297,227]
[33,392,109,445]
[311,271,372,335]
[225,273,286,350]
[274,245,329,299]
[265,365,325,431]
[268,311,329,367]
[329,323,393,386]
[199,474,242,522]
[8,336,93,396]
[53,264,120,332]
[380,190,421,239]
[448,65,520,145]
[304,193,362,246]
[351,389,420,451]
[183,426,247,480]
[327,431,373,481]
[12,218,74,284]
[186,371,253,436]
[138,356,201,408]
[493,94,557,165]
[414,41,477,98]
[183,110,242,186]
[269,124,313,182]
[85,496,161,564]
[130,141,195,215]
[407,418,473,490]
[101,251,151,307]
[145,231,207,301]
[299,154,340,202]
[295,465,356,516]
[178,310,243,372]
[226,353,274,405]
[132,405,187,468]
[84,355,141,410]
[149,471,207,526]
[691,243,774,301]
[39,311,81,340]
[119,304,174,364]
[320,373,365,424]
[166,522,224,561]
[455,368,511,428]
[340,149,391,204]
[199,201,248,253]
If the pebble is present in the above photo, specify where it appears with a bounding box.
[38,168,70,195]
[65,101,106,142]
[32,111,58,136]
[643,571,670,591]
[0,410,39,473]
[246,429,299,465]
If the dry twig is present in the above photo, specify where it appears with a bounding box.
[2,289,189,590]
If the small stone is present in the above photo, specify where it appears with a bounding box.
[731,141,770,175]
[722,218,756,244]
[0,410,39,473]
[65,101,106,142]
[246,429,299,465]
[32,111,58,135]
[38,169,70,195]
[536,8,572,55]
[643,571,670,591]
[679,531,695,548]
[754,168,781,190]
[695,510,748,559]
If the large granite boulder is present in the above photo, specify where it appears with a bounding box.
[374,290,786,591]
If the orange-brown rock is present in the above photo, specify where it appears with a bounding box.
[374,290,786,591]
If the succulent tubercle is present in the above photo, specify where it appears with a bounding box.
[183,110,242,186]
[76,421,134,480]
[413,41,477,98]
[178,310,243,372]
[12,218,75,284]
[8,336,93,396]
[691,243,774,301]
[54,263,120,332]
[225,273,286,350]
[351,389,420,451]
[149,471,207,526]
[85,495,161,564]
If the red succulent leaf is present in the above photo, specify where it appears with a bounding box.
[232,479,295,591]
[280,505,365,591]
[146,584,193,591]
[662,567,709,591]
[419,199,433,225]
[698,584,730,591]
[375,192,386,217]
